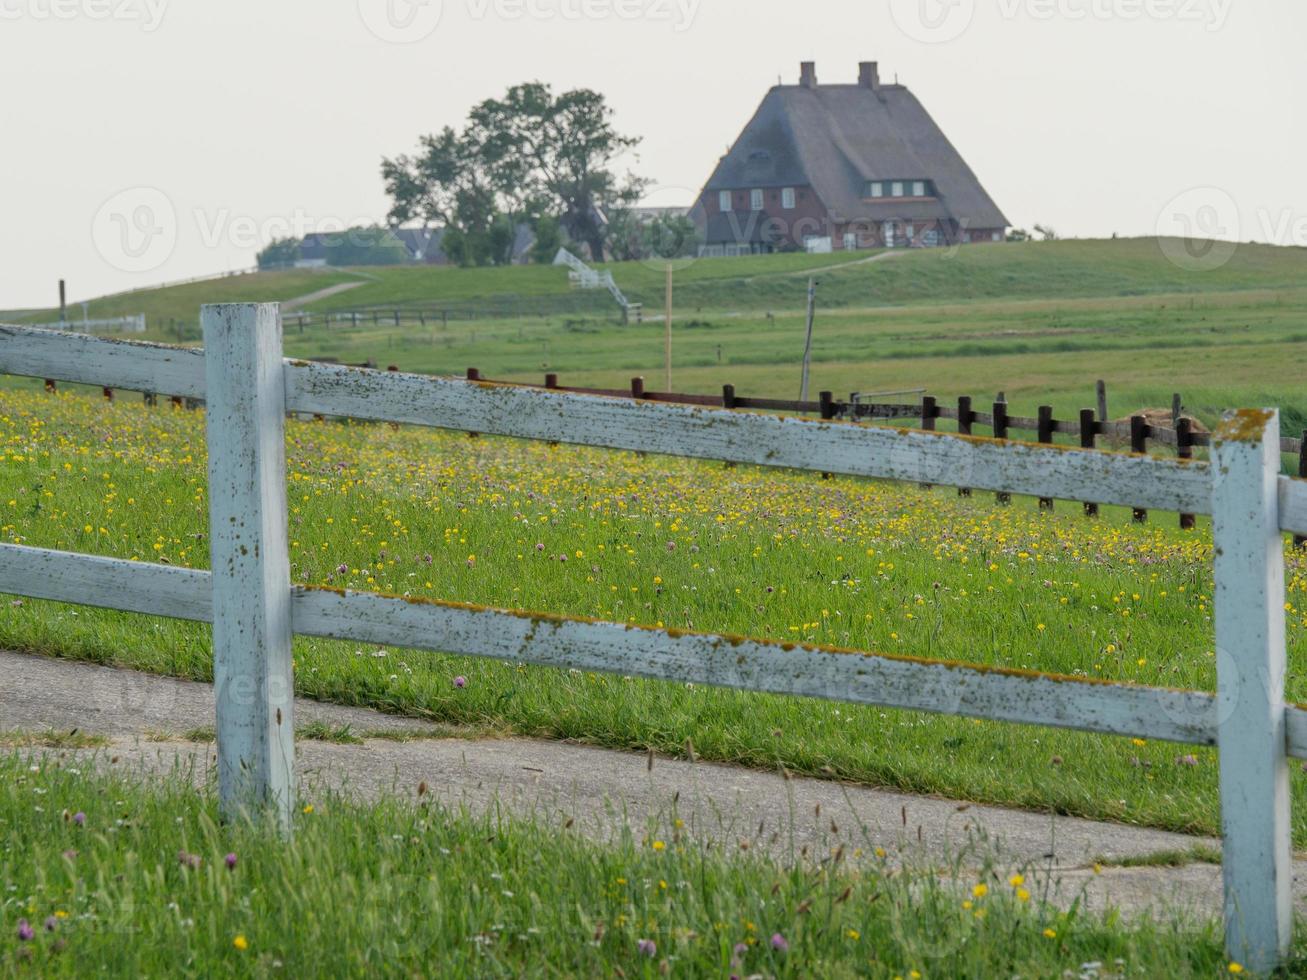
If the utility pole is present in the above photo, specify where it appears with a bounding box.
[664,263,673,391]
[58,279,67,326]
[799,277,817,401]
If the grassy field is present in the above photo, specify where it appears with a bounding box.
[12,238,1302,430]
[1,755,1263,978]
[7,386,1307,851]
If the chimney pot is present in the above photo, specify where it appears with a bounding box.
[799,61,817,88]
[859,61,880,90]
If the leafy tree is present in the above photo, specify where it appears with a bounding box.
[1033,224,1059,241]
[530,214,563,265]
[323,227,410,267]
[469,83,643,262]
[642,212,699,260]
[257,237,301,269]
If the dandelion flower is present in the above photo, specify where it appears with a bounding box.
[233,934,249,951]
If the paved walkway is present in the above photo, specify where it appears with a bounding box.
[280,280,367,312]
[4,650,1303,920]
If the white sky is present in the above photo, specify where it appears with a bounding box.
[1,0,1303,308]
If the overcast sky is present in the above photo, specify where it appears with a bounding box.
[1,0,1302,309]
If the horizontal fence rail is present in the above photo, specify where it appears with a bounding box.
[0,311,1300,971]
[10,538,1307,761]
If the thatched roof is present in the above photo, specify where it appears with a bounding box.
[703,69,1008,230]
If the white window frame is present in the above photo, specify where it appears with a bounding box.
[992,231,1002,242]
[719,190,732,212]
[882,221,896,247]
[782,187,796,209]
[843,232,858,251]
[750,189,764,211]
[913,181,926,197]
[869,182,883,199]
[891,181,904,197]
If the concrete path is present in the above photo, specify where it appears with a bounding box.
[280,280,366,312]
[3,649,1301,920]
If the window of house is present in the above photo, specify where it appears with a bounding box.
[882,221,896,247]
[912,181,926,197]
[782,187,796,209]
[962,231,972,243]
[923,228,941,247]
[719,190,732,212]
[891,181,904,197]
[868,182,883,199]
[992,231,1002,242]
[843,232,858,251]
[750,189,764,211]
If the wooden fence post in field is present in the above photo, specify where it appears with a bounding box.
[920,396,937,489]
[201,304,295,832]
[1096,380,1108,422]
[1037,406,1055,511]
[992,398,1011,505]
[1296,431,1307,549]
[956,396,973,497]
[1131,415,1149,523]
[1080,409,1100,517]
[1212,408,1291,972]
[1177,418,1196,530]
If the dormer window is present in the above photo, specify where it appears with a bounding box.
[864,179,935,199]
[782,187,796,209]
[750,189,764,211]
[719,190,732,211]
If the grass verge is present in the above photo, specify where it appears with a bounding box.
[0,753,1277,978]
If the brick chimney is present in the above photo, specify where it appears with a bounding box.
[859,61,880,90]
[799,62,817,88]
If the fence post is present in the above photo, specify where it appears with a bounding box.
[1177,418,1196,530]
[1096,380,1108,422]
[201,303,295,832]
[1296,430,1307,549]
[957,396,972,497]
[992,399,1011,505]
[1212,408,1291,973]
[1079,408,1100,517]
[1130,415,1149,523]
[1037,406,1055,511]
[920,396,937,489]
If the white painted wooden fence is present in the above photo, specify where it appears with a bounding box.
[2,306,1306,972]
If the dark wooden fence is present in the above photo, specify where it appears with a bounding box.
[38,368,1307,535]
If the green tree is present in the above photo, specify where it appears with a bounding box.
[324,227,410,267]
[257,237,301,269]
[530,214,563,265]
[467,82,644,262]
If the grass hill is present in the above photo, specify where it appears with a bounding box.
[10,238,1307,330]
[7,238,1307,429]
